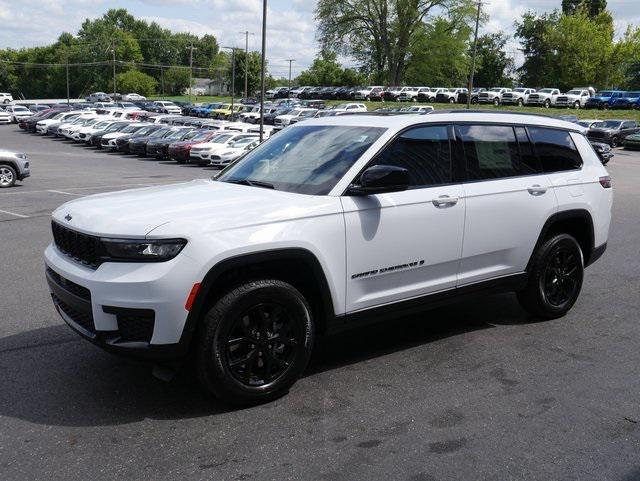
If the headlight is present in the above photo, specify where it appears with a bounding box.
[14,153,27,159]
[101,238,187,262]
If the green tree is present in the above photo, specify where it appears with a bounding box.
[405,18,471,86]
[296,50,349,86]
[226,50,263,96]
[515,11,561,88]
[116,69,157,96]
[562,0,607,17]
[316,0,476,85]
[473,33,515,87]
[163,67,191,95]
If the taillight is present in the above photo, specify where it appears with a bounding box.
[599,176,611,189]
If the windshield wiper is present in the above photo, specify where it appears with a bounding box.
[225,178,275,189]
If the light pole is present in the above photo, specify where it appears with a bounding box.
[467,0,484,110]
[187,43,198,103]
[259,0,267,142]
[222,46,239,115]
[239,31,255,99]
[111,47,116,99]
[286,59,295,98]
[65,49,70,105]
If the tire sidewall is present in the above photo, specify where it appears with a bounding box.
[0,164,16,188]
[532,234,584,317]
[197,280,314,404]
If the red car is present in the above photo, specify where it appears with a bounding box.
[167,130,221,164]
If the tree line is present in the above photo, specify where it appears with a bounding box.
[0,3,638,100]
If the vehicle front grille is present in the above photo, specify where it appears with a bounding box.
[46,267,91,301]
[588,131,606,139]
[51,221,102,268]
[479,93,488,98]
[529,94,540,100]
[52,293,95,333]
[557,96,568,102]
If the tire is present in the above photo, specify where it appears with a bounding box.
[573,101,580,109]
[493,98,500,106]
[544,99,550,108]
[471,97,478,105]
[195,279,314,406]
[611,136,619,148]
[517,98,523,107]
[0,164,17,188]
[517,234,584,320]
[365,96,370,101]
[602,103,609,110]
[449,97,455,104]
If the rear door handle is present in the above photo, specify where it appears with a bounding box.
[432,195,459,208]
[527,185,547,196]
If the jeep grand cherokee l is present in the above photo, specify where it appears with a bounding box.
[45,112,612,405]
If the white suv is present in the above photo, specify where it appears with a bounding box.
[45,112,612,405]
[0,92,13,104]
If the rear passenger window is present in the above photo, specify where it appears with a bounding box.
[514,127,541,174]
[372,125,451,187]
[528,127,582,172]
[456,125,521,180]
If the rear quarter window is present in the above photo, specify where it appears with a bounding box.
[528,127,582,172]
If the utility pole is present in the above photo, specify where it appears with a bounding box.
[239,31,255,99]
[160,67,164,96]
[467,0,484,110]
[65,50,70,105]
[111,45,116,99]
[222,46,239,114]
[187,43,197,103]
[286,59,295,98]
[259,0,268,142]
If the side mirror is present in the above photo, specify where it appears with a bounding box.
[347,165,410,196]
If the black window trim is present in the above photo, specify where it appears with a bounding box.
[342,121,585,194]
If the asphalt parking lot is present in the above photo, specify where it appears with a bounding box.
[1,125,639,481]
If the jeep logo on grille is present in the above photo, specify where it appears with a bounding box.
[64,214,72,222]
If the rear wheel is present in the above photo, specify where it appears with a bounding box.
[195,279,314,406]
[611,136,619,148]
[0,164,16,188]
[517,234,584,320]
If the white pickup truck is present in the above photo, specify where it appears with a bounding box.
[478,87,512,106]
[501,88,536,106]
[525,88,562,108]
[554,88,595,109]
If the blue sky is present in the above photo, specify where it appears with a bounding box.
[0,0,637,75]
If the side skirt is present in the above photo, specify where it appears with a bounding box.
[326,273,528,335]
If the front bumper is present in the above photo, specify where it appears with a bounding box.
[45,244,200,359]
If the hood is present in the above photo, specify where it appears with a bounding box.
[589,127,615,134]
[51,179,339,238]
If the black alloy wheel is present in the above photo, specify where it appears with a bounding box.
[517,234,584,320]
[541,244,581,308]
[225,302,303,387]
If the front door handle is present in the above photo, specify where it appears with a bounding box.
[432,195,459,208]
[527,185,548,196]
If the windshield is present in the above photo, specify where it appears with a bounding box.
[593,121,622,129]
[166,129,191,139]
[217,125,385,195]
[539,89,555,93]
[514,88,527,92]
[300,110,317,118]
[567,90,581,95]
[105,123,127,132]
[229,137,259,148]
[94,121,110,129]
[598,91,613,97]
[490,88,503,92]
[576,121,592,127]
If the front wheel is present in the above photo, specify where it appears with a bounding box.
[611,136,619,148]
[544,99,550,108]
[573,101,580,109]
[195,279,314,406]
[517,98,523,107]
[517,234,584,320]
[493,98,500,106]
[0,164,17,188]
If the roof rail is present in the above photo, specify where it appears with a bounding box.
[428,109,555,119]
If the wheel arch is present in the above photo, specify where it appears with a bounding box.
[180,248,336,351]
[527,209,596,272]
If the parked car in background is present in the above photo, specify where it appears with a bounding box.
[27,104,50,113]
[189,132,259,166]
[590,142,613,164]
[384,87,410,102]
[435,88,466,104]
[398,87,423,102]
[587,119,639,147]
[0,92,13,104]
[353,86,384,101]
[523,88,560,108]
[289,86,313,98]
[576,119,601,130]
[146,128,196,159]
[479,87,512,105]
[554,88,594,109]
[265,87,290,99]
[330,103,367,113]
[152,101,182,115]
[86,92,112,102]
[0,107,11,124]
[0,150,29,188]
[501,88,536,106]
[88,121,134,148]
[611,91,640,110]
[584,90,626,110]
[274,108,318,127]
[623,133,640,150]
[5,105,33,123]
[168,130,221,164]
[122,93,146,102]
[209,137,260,168]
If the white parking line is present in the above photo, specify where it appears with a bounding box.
[0,209,29,218]
[0,182,175,196]
[47,190,83,196]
